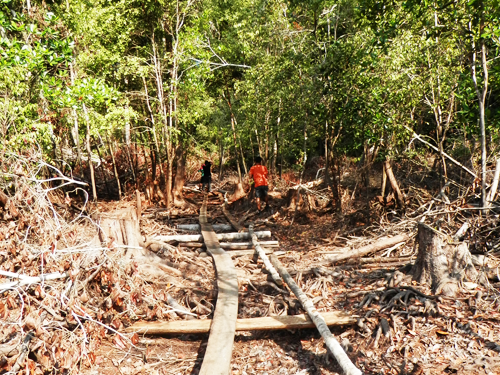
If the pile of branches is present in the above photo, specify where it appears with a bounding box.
[0,151,213,374]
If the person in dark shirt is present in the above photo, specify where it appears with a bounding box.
[199,160,212,192]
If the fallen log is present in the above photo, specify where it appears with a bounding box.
[270,255,362,375]
[226,250,285,257]
[124,311,356,334]
[180,240,280,250]
[176,223,234,232]
[153,231,271,243]
[347,256,415,265]
[325,234,410,264]
[249,224,282,286]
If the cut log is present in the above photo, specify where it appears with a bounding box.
[124,311,356,334]
[412,222,478,296]
[249,224,282,286]
[153,231,271,243]
[198,195,238,375]
[325,234,409,264]
[176,223,234,232]
[270,255,362,375]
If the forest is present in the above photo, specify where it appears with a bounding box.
[1,0,500,374]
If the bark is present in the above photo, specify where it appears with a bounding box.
[412,223,478,296]
[325,234,409,264]
[270,255,362,375]
[125,311,355,335]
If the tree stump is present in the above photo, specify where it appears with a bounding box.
[412,222,477,296]
[98,206,144,257]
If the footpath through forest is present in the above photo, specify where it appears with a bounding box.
[1,156,500,375]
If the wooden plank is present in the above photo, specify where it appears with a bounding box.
[198,195,238,375]
[124,311,356,334]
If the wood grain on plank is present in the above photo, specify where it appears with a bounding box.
[125,311,356,334]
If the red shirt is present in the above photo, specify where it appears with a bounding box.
[249,164,268,187]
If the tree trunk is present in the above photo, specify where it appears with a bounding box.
[383,158,405,210]
[82,103,97,200]
[173,145,187,208]
[98,207,144,257]
[487,157,500,205]
[412,223,478,297]
[106,133,122,198]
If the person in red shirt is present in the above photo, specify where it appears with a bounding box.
[249,156,269,211]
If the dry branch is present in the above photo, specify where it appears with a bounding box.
[270,255,362,375]
[325,234,410,264]
[0,271,68,292]
[124,311,356,334]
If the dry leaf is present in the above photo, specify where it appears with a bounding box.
[131,333,139,345]
[113,335,128,350]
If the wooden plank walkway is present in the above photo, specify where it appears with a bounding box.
[198,194,239,375]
